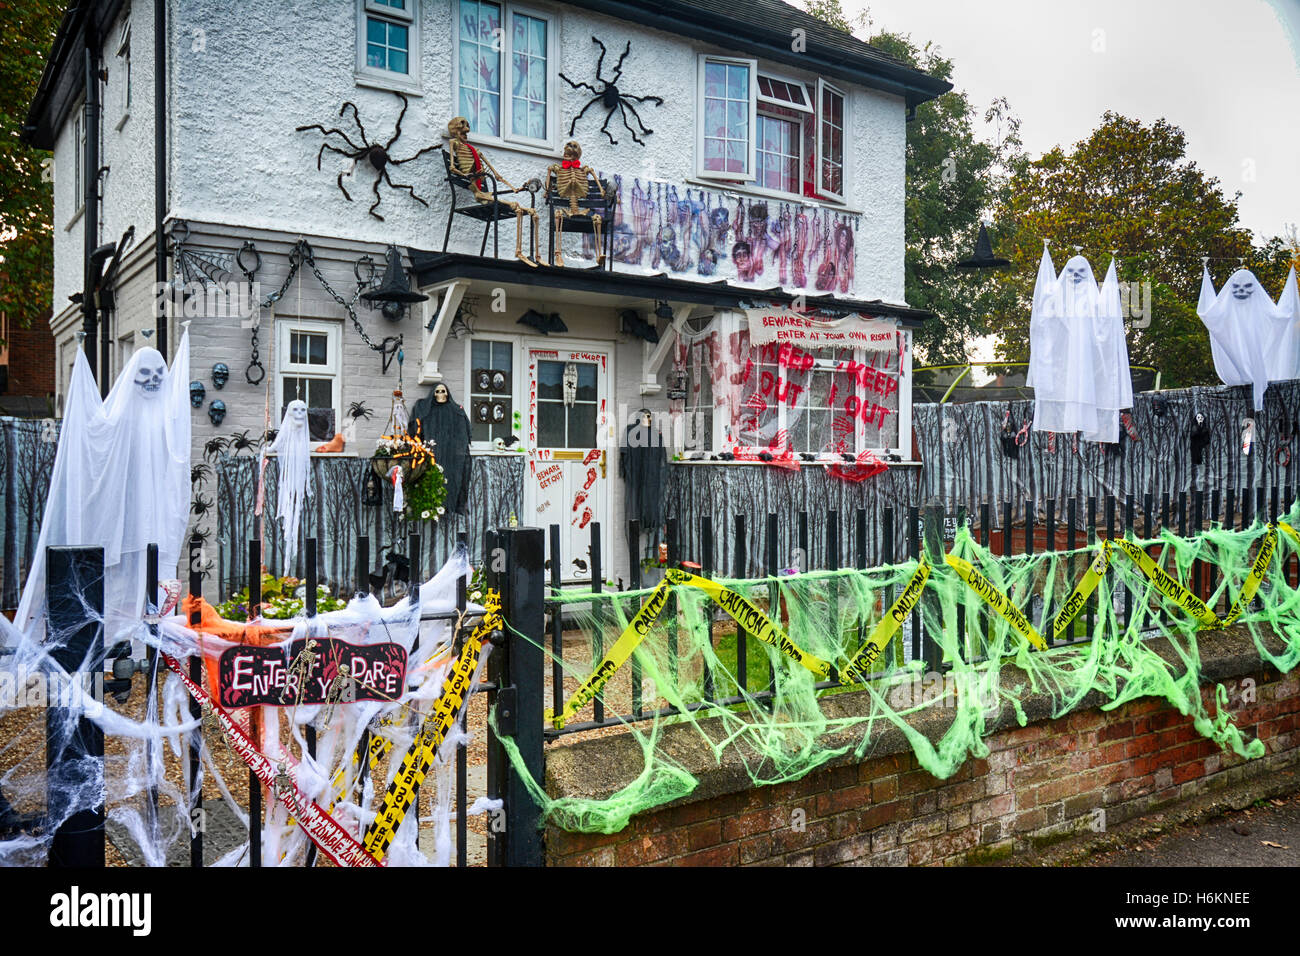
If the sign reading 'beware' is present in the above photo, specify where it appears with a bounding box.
[218,638,407,709]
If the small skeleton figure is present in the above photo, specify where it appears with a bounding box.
[271,762,296,806]
[546,140,605,267]
[320,664,355,724]
[447,116,539,267]
[200,702,225,746]
[281,639,320,705]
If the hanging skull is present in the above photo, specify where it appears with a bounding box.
[134,356,167,396]
[189,380,206,408]
[208,399,227,426]
[288,400,309,424]
[211,362,230,389]
[563,362,579,407]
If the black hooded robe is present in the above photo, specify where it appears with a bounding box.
[411,385,473,517]
[620,422,667,528]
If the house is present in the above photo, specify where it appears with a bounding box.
[24,0,949,594]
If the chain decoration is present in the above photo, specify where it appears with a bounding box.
[236,241,265,385]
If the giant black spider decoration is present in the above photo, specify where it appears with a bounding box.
[203,436,230,462]
[296,91,441,221]
[229,430,260,455]
[559,37,663,146]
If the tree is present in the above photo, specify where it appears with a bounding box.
[0,1,64,325]
[989,112,1290,388]
[800,1,1022,365]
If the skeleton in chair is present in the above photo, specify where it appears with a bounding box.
[447,116,539,267]
[546,140,605,267]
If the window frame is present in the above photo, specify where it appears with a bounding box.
[754,109,803,197]
[452,0,557,151]
[115,20,131,127]
[695,54,757,183]
[816,78,847,203]
[72,107,86,215]
[464,335,520,451]
[355,0,421,94]
[276,318,343,448]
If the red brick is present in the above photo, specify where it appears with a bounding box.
[816,783,873,816]
[859,801,900,830]
[872,776,899,803]
[720,808,785,842]
[685,820,722,851]
[675,844,739,867]
[971,793,1015,823]
[1098,720,1133,743]
[615,829,689,866]
[1172,761,1203,786]
[899,769,941,795]
[738,833,773,864]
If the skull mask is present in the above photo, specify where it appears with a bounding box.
[1230,278,1255,300]
[211,362,230,389]
[287,399,308,425]
[134,357,167,397]
[189,381,206,408]
[433,384,450,404]
[208,400,227,426]
[1065,265,1089,286]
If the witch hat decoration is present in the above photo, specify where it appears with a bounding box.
[362,245,429,320]
[957,223,1011,270]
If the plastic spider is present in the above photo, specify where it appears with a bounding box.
[229,430,260,455]
[559,37,663,146]
[296,91,441,221]
[349,401,374,421]
[203,436,230,462]
[264,427,279,445]
[191,463,212,486]
[191,493,214,518]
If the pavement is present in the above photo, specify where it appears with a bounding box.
[1085,789,1300,867]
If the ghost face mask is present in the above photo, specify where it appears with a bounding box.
[1230,276,1255,301]
[134,353,168,397]
[287,399,308,426]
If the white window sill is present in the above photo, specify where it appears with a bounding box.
[354,70,422,97]
[683,177,859,215]
[65,206,85,232]
[443,131,558,162]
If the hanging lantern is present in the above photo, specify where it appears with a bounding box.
[956,222,1010,270]
[360,245,428,321]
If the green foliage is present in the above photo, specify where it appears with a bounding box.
[0,2,63,324]
[215,574,346,621]
[990,112,1291,388]
[403,461,447,522]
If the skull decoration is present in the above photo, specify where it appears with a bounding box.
[134,357,167,396]
[287,399,309,424]
[1230,278,1255,300]
[1065,264,1089,286]
[211,362,230,389]
[433,383,450,404]
[208,400,227,426]
[189,381,206,408]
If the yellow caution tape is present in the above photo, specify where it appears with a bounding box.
[1050,541,1112,643]
[1110,538,1220,629]
[664,569,834,681]
[945,554,1047,651]
[363,591,500,860]
[841,556,931,683]
[1219,524,1277,627]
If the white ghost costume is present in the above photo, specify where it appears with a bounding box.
[1026,245,1065,404]
[12,327,191,652]
[1197,267,1294,410]
[267,399,312,572]
[1268,267,1300,384]
[1091,259,1133,443]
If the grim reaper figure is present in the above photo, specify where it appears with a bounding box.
[1197,267,1297,411]
[13,326,191,651]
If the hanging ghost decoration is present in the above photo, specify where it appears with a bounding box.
[1092,259,1133,441]
[1197,267,1294,410]
[268,399,312,571]
[13,326,191,651]
[1268,267,1300,384]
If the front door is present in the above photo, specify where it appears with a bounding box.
[526,346,611,584]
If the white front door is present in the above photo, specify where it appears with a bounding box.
[526,345,611,583]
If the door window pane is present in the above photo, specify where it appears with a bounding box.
[458,0,502,136]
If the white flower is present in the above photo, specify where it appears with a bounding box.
[436,506,445,515]
[421,509,431,519]
[437,464,444,473]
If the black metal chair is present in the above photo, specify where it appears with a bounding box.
[441,150,537,260]
[546,176,615,269]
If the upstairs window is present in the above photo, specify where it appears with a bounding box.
[456,1,553,146]
[116,21,132,122]
[817,79,846,201]
[357,0,419,89]
[698,56,755,180]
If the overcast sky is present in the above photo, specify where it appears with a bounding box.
[849,0,1300,243]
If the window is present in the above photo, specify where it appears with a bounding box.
[116,21,132,121]
[356,0,419,89]
[277,320,341,444]
[467,339,514,445]
[756,113,799,194]
[817,79,846,201]
[456,1,553,145]
[536,359,596,449]
[72,109,85,212]
[698,56,755,180]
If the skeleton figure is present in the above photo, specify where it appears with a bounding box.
[272,762,296,805]
[447,116,539,267]
[281,639,320,705]
[320,664,353,724]
[546,140,605,267]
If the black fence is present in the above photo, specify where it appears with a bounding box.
[539,486,1300,740]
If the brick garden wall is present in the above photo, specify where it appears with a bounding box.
[545,639,1300,866]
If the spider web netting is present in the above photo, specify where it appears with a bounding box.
[0,548,489,867]
[496,509,1300,835]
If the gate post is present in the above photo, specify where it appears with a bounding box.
[45,545,106,867]
[489,526,545,866]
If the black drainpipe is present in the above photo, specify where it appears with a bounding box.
[154,0,167,356]
[81,32,101,392]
